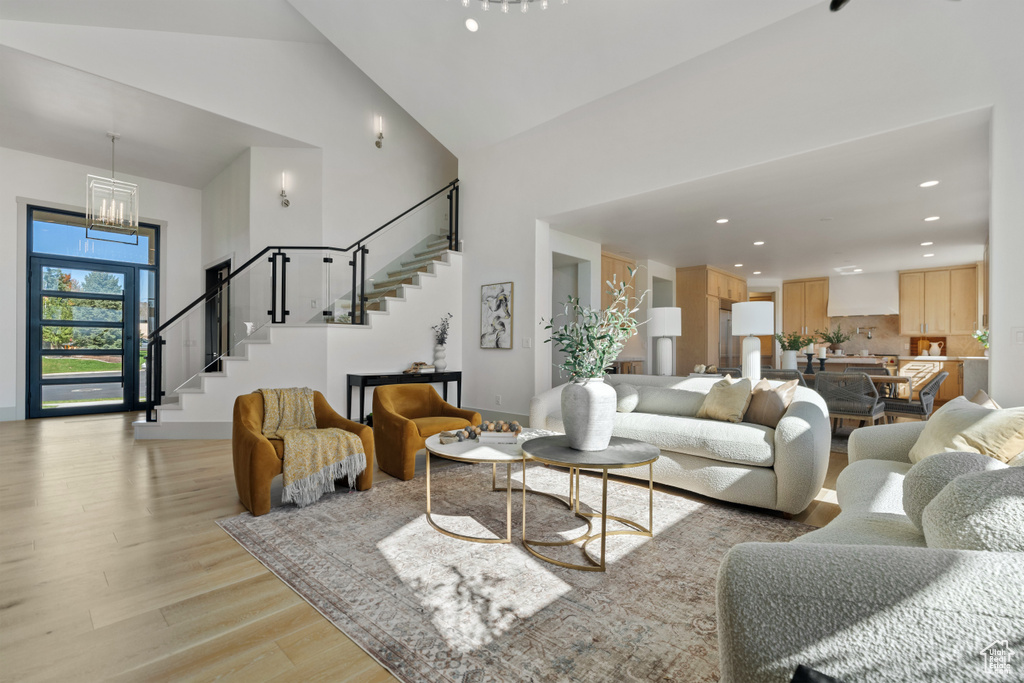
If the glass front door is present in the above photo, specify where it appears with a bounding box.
[28,257,140,417]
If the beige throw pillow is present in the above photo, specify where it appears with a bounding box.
[696,377,753,424]
[969,389,1001,409]
[744,379,799,428]
[908,396,1024,465]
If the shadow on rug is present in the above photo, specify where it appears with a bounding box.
[218,462,812,683]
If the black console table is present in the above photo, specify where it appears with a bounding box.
[346,371,463,423]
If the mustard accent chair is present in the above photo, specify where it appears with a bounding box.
[232,390,374,516]
[372,384,482,481]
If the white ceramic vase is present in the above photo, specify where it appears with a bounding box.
[433,344,447,372]
[781,350,799,370]
[561,377,616,451]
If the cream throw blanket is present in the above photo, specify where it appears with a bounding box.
[259,387,366,508]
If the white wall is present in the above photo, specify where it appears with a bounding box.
[0,147,202,419]
[201,149,250,269]
[460,1,1024,411]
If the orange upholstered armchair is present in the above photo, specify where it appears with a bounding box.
[372,384,481,480]
[232,391,374,516]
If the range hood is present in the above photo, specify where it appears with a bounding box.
[827,272,899,317]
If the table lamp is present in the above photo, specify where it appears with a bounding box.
[649,307,682,376]
[731,301,774,381]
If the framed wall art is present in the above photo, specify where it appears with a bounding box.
[481,282,513,349]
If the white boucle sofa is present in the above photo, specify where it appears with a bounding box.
[716,420,1024,683]
[529,374,831,514]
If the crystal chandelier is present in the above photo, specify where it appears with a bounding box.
[455,0,567,14]
[86,132,139,244]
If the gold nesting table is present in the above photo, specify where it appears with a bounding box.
[423,431,658,571]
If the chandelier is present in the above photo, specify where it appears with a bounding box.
[455,0,567,14]
[86,132,139,244]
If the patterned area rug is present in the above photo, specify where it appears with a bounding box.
[219,462,811,683]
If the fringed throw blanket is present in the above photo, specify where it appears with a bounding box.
[259,387,366,508]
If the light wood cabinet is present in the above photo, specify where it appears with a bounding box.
[899,264,977,336]
[936,360,964,404]
[674,265,748,371]
[782,278,829,336]
[601,252,636,310]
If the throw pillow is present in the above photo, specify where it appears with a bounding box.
[744,379,799,428]
[907,396,1024,465]
[921,467,1024,551]
[614,383,640,413]
[635,386,705,416]
[696,377,753,424]
[902,451,1007,530]
[969,389,1001,409]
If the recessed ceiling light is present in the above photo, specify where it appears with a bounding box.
[465,18,479,31]
[921,241,934,246]
[716,219,729,224]
[919,180,940,188]
[853,268,863,273]
[752,271,762,275]
[820,217,834,222]
[734,263,743,268]
[924,216,940,222]
[923,253,935,258]
[753,241,764,246]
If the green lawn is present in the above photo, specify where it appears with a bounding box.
[42,357,122,375]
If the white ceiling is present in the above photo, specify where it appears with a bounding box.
[288,0,821,157]
[0,0,328,43]
[545,109,991,281]
[0,46,314,188]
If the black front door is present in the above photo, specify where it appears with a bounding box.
[27,257,140,418]
[204,260,231,373]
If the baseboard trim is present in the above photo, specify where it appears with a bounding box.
[134,420,232,440]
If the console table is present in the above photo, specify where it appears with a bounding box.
[346,371,463,423]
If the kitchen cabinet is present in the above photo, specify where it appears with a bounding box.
[899,264,977,336]
[674,265,748,371]
[782,278,829,336]
[601,252,636,310]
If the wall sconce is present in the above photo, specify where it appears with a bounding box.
[375,115,384,149]
[280,171,290,208]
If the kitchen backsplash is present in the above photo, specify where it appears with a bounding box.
[825,315,986,357]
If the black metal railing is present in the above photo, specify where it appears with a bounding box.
[145,179,459,422]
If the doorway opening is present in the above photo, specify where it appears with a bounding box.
[204,260,231,373]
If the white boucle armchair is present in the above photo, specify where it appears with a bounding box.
[530,374,831,514]
[716,421,1024,682]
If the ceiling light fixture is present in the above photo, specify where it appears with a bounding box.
[919,180,940,188]
[924,216,940,222]
[854,268,863,273]
[456,0,564,16]
[753,271,762,275]
[716,219,729,224]
[86,132,139,244]
[465,18,479,30]
[923,253,935,258]
[753,241,764,246]
[734,264,743,268]
[921,241,934,246]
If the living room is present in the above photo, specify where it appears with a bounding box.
[1,1,1022,681]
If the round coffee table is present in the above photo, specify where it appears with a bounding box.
[423,429,543,544]
[521,435,659,572]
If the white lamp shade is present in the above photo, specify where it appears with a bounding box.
[732,301,774,336]
[649,307,682,337]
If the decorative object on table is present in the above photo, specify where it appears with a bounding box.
[431,312,452,371]
[477,420,523,443]
[973,328,989,356]
[805,352,816,375]
[732,301,774,381]
[928,340,945,357]
[818,357,826,371]
[481,282,513,349]
[218,463,810,683]
[649,307,682,376]
[542,268,647,450]
[403,361,435,374]
[816,324,853,353]
[775,332,816,371]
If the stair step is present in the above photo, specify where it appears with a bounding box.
[413,244,450,259]
[399,252,449,270]
[387,262,433,279]
[426,234,450,246]
[372,273,417,289]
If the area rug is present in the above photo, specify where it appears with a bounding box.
[218,463,812,683]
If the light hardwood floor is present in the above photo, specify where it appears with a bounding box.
[0,412,845,682]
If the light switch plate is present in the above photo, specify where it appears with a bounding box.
[1013,327,1024,345]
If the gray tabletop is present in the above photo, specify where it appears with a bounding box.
[521,435,659,470]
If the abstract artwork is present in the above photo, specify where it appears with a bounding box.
[481,282,513,349]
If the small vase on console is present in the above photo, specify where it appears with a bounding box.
[561,378,616,451]
[781,350,799,370]
[433,344,447,372]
